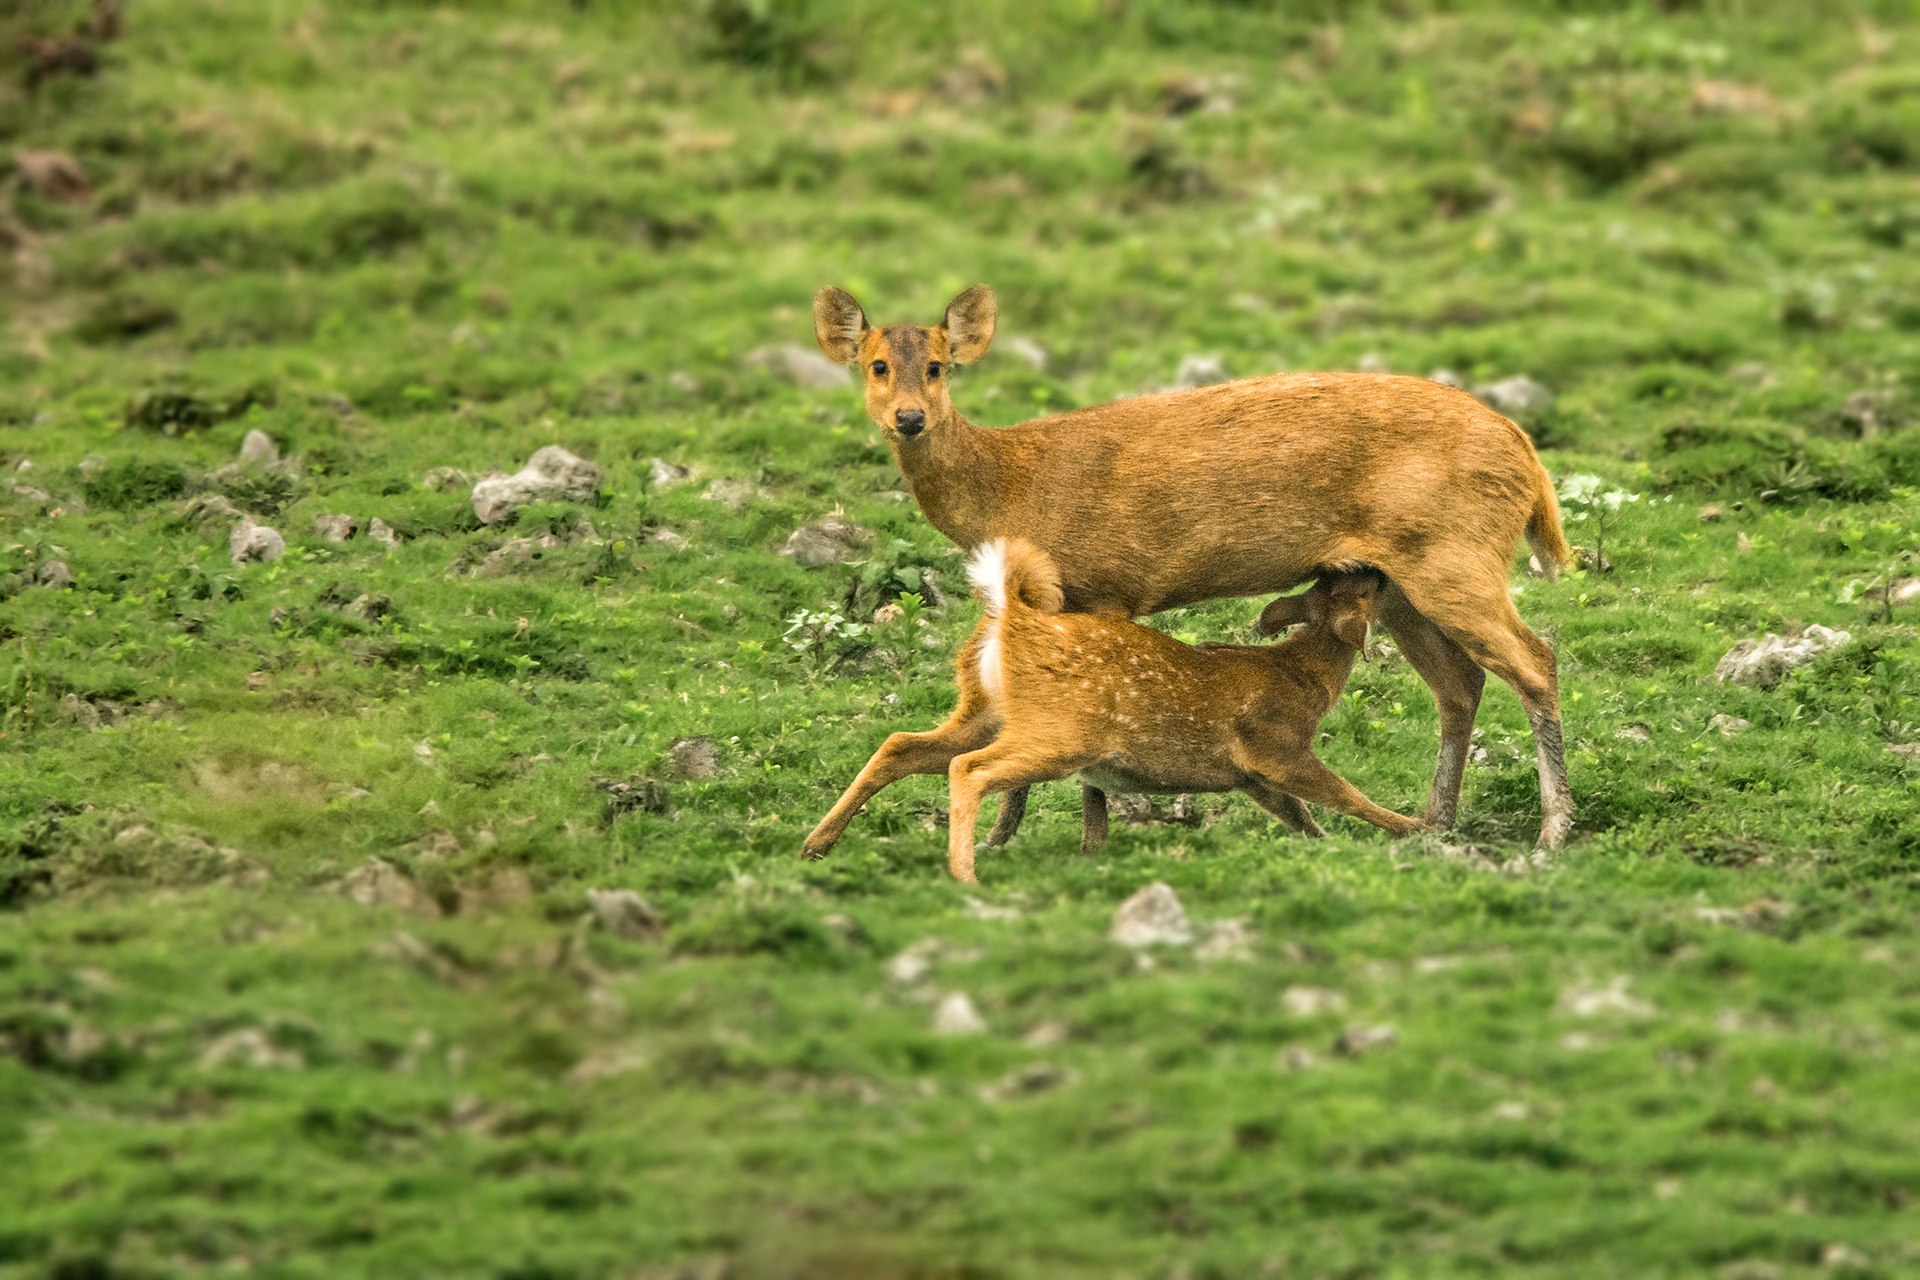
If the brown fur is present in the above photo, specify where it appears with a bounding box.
[802,544,1416,882]
[809,284,1575,849]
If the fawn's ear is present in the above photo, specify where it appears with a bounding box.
[942,284,997,365]
[813,286,868,365]
[1331,610,1370,651]
[1256,590,1315,637]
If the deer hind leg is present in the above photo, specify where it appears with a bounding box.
[1375,582,1485,832]
[802,709,999,861]
[1398,571,1571,849]
[947,744,1089,883]
[1240,777,1326,838]
[981,784,1028,848]
[1237,748,1422,838]
[1080,785,1109,853]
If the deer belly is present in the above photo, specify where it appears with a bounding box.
[1079,759,1237,796]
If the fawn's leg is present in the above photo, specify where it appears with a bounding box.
[1397,575,1571,848]
[1237,746,1422,837]
[947,745,1087,883]
[1375,583,1485,832]
[982,785,1028,848]
[1239,777,1326,837]
[802,711,998,860]
[1080,785,1109,853]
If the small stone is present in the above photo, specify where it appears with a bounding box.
[114,824,152,846]
[1473,374,1555,421]
[1110,882,1192,948]
[1616,723,1652,743]
[229,517,285,563]
[1736,532,1755,554]
[781,517,874,568]
[649,458,691,489]
[1698,503,1725,522]
[475,533,558,577]
[1428,368,1466,389]
[312,513,357,542]
[1021,1020,1068,1049]
[413,741,436,764]
[1727,361,1776,387]
[979,1061,1076,1102]
[664,736,722,781]
[185,493,243,526]
[343,593,390,623]
[587,888,663,940]
[873,602,905,625]
[596,776,668,816]
[1001,336,1049,372]
[649,528,688,550]
[1890,743,1920,762]
[667,371,703,395]
[1196,918,1254,962]
[961,896,1020,922]
[1559,977,1654,1019]
[198,1028,303,1071]
[1840,389,1896,437]
[237,428,278,467]
[1708,714,1751,737]
[1820,1244,1868,1270]
[886,939,939,986]
[1713,625,1851,688]
[1334,1024,1399,1056]
[34,558,74,588]
[701,478,760,510]
[418,800,441,817]
[410,466,467,494]
[1354,351,1389,373]
[1889,578,1920,608]
[367,517,400,547]
[1281,986,1347,1017]
[746,343,850,391]
[1172,353,1228,390]
[13,149,91,202]
[1278,1046,1318,1071]
[340,857,439,917]
[470,446,604,525]
[932,992,987,1036]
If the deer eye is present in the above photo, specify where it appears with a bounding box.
[870,360,889,377]
[927,362,943,380]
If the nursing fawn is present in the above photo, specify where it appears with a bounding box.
[802,539,1420,882]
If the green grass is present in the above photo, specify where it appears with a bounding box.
[4,1,1920,1276]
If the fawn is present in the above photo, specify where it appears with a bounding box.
[812,284,1574,849]
[802,539,1420,882]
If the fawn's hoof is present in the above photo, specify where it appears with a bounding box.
[799,835,835,861]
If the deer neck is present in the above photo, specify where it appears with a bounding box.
[893,413,1011,549]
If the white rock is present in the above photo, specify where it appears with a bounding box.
[470,446,604,525]
[1616,723,1652,743]
[367,517,400,547]
[1891,743,1920,762]
[586,888,663,941]
[1002,336,1049,372]
[420,466,472,492]
[1334,1024,1399,1056]
[649,458,691,488]
[1473,374,1555,420]
[781,518,874,567]
[1281,985,1347,1016]
[1172,353,1228,390]
[1558,977,1654,1019]
[1428,368,1466,388]
[340,857,439,916]
[237,428,279,467]
[1110,882,1192,948]
[199,1028,303,1071]
[932,992,987,1036]
[229,517,285,563]
[475,533,558,577]
[701,478,760,510]
[1196,918,1254,962]
[746,343,850,391]
[649,528,688,550]
[1708,714,1751,737]
[34,558,74,587]
[886,939,940,986]
[1713,625,1851,688]
[311,513,357,542]
[665,736,722,781]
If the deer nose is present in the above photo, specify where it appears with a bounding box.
[894,408,926,436]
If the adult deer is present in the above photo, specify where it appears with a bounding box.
[809,283,1573,850]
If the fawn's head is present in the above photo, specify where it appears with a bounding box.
[812,284,996,443]
[1255,569,1384,651]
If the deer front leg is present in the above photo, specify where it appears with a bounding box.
[981,784,1029,848]
[1238,748,1422,838]
[1080,785,1109,853]
[802,714,998,861]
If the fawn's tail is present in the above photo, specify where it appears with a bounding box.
[967,538,1065,616]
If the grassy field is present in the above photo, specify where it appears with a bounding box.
[4,1,1920,1275]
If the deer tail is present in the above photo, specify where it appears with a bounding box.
[967,538,1064,616]
[1526,461,1572,580]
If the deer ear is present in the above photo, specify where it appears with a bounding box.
[942,284,997,365]
[813,286,868,365]
[1256,591,1314,637]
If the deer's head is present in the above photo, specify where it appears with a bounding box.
[812,284,996,444]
